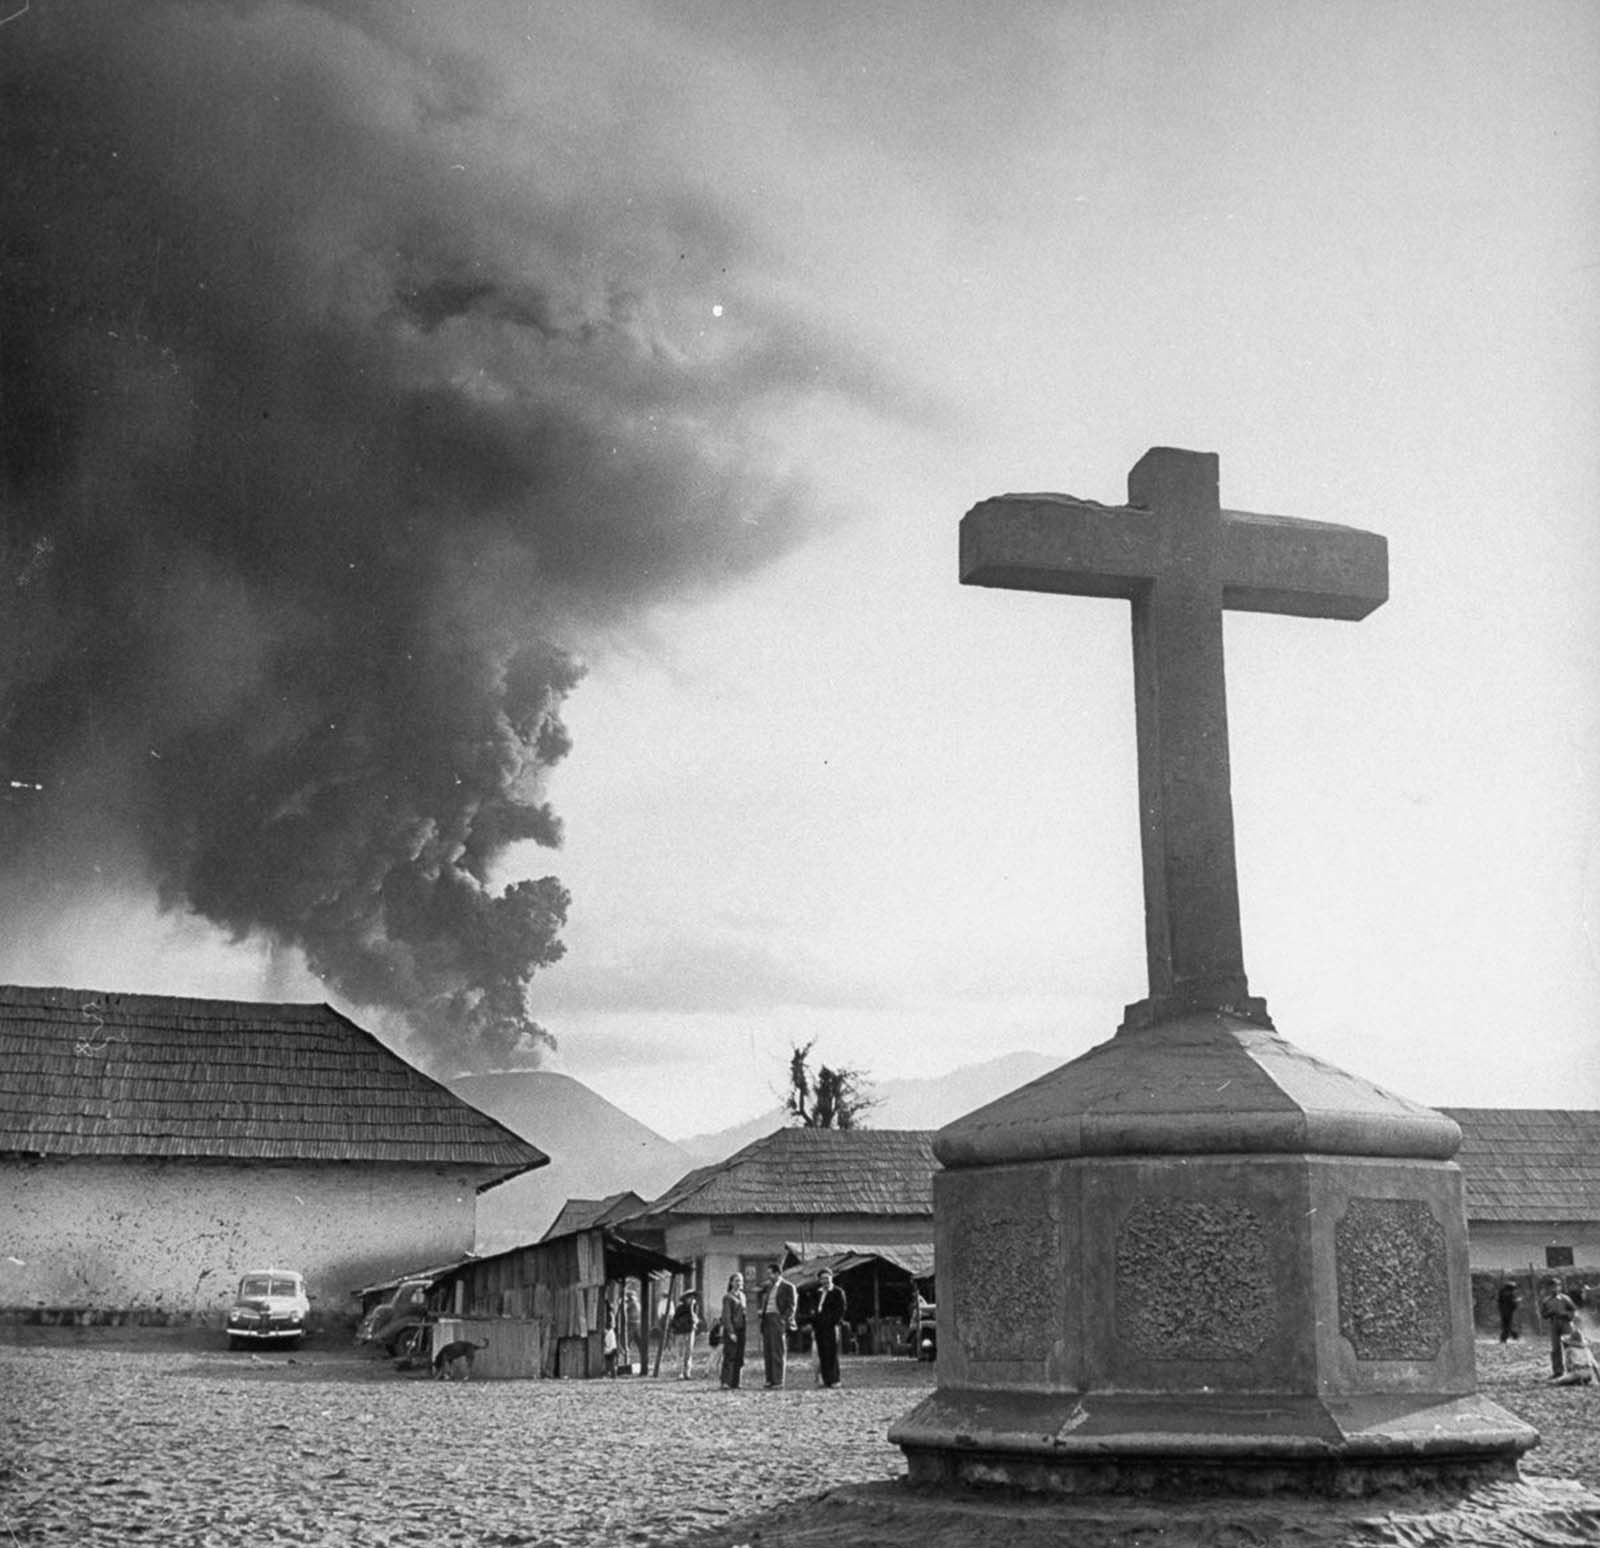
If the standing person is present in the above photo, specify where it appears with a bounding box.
[759,1262,797,1388]
[812,1268,848,1389]
[1496,1279,1521,1342]
[719,1273,747,1389]
[1539,1277,1579,1379]
[668,1290,701,1379]
[621,1282,642,1375]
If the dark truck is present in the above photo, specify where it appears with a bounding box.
[355,1277,435,1359]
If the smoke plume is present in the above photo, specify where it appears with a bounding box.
[0,4,876,1070]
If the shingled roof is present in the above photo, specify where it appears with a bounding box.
[637,1128,938,1221]
[1442,1109,1600,1223]
[540,1191,648,1242]
[0,984,548,1178]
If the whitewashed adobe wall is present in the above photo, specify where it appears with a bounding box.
[0,1157,485,1324]
[1465,1220,1600,1272]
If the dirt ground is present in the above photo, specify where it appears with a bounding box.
[1,1330,1594,1547]
[1473,1332,1600,1494]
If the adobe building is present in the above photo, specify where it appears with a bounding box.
[0,983,546,1327]
[625,1127,936,1310]
[1445,1108,1600,1274]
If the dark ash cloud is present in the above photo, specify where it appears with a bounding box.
[0,3,885,1071]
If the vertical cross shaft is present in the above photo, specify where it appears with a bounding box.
[959,447,1387,1033]
[1125,451,1255,1026]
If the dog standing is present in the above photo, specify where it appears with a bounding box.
[431,1339,488,1380]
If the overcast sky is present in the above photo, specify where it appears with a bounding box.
[3,2,1595,1140]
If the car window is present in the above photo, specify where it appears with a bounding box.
[240,1277,272,1298]
[270,1279,300,1297]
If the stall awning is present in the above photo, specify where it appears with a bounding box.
[782,1242,935,1285]
[598,1228,691,1283]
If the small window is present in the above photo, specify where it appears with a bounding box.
[710,1220,734,1236]
[1546,1245,1575,1268]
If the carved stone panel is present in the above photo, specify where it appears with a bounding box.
[950,1179,1060,1363]
[1335,1196,1450,1361]
[1115,1198,1276,1360]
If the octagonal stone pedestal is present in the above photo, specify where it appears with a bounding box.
[890,1011,1538,1497]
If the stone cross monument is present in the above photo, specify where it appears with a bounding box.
[891,448,1535,1495]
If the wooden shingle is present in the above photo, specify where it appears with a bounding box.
[638,1128,938,1221]
[1443,1108,1600,1222]
[0,983,548,1173]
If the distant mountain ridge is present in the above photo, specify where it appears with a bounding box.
[673,1049,1062,1164]
[447,1051,1064,1252]
[447,1070,694,1252]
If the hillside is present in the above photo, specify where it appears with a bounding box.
[674,1049,1062,1164]
[448,1070,695,1251]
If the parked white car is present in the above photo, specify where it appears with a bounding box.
[225,1269,310,1349]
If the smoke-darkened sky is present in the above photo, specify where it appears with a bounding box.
[3,1,1596,1132]
[0,2,903,1071]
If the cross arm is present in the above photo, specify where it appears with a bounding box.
[961,494,1388,622]
[960,495,1161,600]
[1220,510,1388,621]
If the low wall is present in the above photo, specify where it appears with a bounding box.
[1470,1268,1599,1334]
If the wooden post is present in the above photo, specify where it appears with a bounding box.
[653,1272,676,1377]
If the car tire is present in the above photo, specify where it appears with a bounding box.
[227,1335,243,1351]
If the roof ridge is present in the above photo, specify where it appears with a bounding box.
[0,983,331,1019]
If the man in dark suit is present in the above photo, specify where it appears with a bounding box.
[759,1262,797,1387]
[812,1267,848,1388]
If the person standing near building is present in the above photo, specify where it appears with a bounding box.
[1497,1279,1521,1342]
[759,1262,797,1388]
[812,1268,848,1389]
[718,1273,747,1389]
[1539,1276,1579,1379]
[668,1289,701,1379]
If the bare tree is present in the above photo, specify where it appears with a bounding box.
[785,1040,878,1129]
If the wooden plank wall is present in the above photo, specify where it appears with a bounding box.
[446,1229,670,1377]
[451,1231,610,1373]
[429,1316,546,1381]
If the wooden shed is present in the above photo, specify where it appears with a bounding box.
[420,1222,687,1379]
